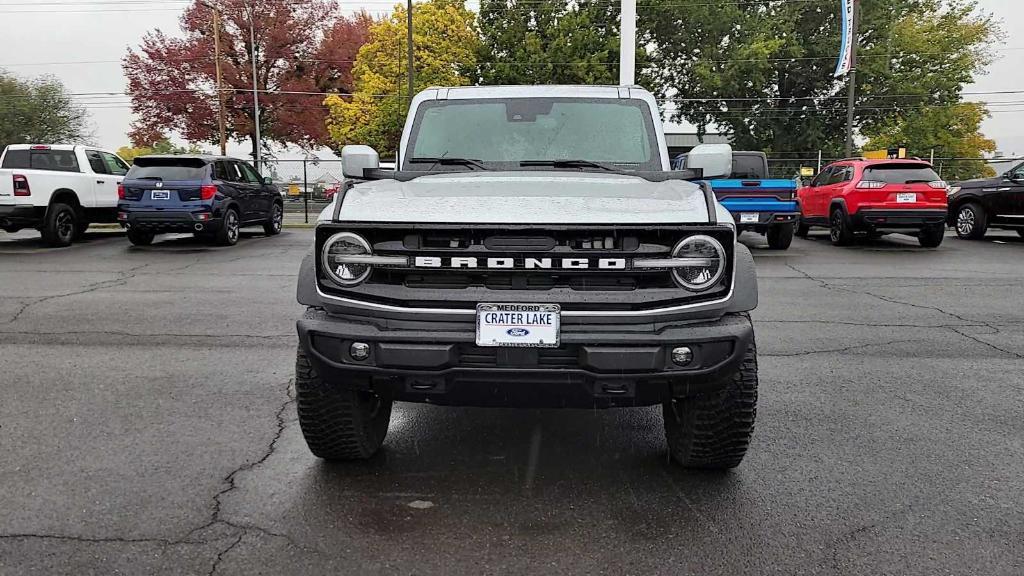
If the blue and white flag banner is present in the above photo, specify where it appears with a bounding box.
[834,0,857,78]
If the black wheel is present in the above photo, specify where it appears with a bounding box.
[918,225,945,248]
[829,207,854,246]
[41,203,77,247]
[766,223,794,250]
[795,221,810,238]
[263,202,283,236]
[664,338,758,470]
[215,207,240,246]
[295,346,392,460]
[127,229,155,246]
[1017,230,1024,239]
[954,203,987,240]
[73,219,89,241]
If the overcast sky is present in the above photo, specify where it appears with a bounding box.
[1,0,1020,159]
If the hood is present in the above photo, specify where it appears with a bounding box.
[954,176,1003,189]
[330,171,716,225]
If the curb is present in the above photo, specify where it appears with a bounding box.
[89,223,318,230]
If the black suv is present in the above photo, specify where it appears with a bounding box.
[118,155,283,246]
[948,162,1024,239]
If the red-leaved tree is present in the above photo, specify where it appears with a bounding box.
[124,0,372,158]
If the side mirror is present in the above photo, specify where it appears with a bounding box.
[685,144,733,179]
[342,145,380,179]
[263,176,273,186]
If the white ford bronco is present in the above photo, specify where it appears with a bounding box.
[294,85,759,469]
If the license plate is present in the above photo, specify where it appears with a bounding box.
[151,190,170,200]
[476,304,560,348]
[897,192,917,203]
[740,213,759,223]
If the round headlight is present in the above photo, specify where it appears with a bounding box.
[322,232,372,286]
[671,235,726,291]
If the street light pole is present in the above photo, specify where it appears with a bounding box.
[843,0,861,158]
[619,0,637,85]
[406,0,414,104]
[200,1,227,155]
[249,6,262,173]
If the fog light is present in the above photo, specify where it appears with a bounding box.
[196,213,211,221]
[671,346,694,366]
[349,342,370,361]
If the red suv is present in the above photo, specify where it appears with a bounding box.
[797,159,949,247]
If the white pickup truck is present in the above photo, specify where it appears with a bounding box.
[0,144,129,246]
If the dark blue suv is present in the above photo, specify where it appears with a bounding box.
[117,155,283,246]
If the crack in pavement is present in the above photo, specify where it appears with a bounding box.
[2,263,152,326]
[207,533,245,576]
[763,339,919,357]
[786,263,1023,359]
[0,329,294,341]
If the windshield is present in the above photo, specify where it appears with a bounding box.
[863,164,941,184]
[404,98,661,171]
[126,157,209,181]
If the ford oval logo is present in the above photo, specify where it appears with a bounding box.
[507,328,530,337]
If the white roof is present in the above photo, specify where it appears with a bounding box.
[425,84,652,100]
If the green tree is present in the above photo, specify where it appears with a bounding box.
[864,102,996,180]
[642,0,999,156]
[477,0,629,85]
[116,138,206,164]
[324,0,479,157]
[0,70,91,149]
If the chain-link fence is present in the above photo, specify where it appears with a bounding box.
[261,159,345,223]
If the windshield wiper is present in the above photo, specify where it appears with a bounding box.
[519,159,621,172]
[409,157,489,171]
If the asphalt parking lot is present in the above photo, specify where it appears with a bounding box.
[1,227,1022,575]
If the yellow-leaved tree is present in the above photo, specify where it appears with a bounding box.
[324,0,479,157]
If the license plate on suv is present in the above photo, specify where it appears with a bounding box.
[896,192,917,203]
[151,190,170,200]
[476,304,560,348]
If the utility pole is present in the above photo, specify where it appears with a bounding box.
[619,0,637,85]
[200,1,227,155]
[249,6,262,173]
[843,0,860,158]
[406,0,414,104]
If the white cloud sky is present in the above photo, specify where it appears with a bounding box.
[0,0,1019,157]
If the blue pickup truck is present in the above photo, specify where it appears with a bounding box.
[674,150,800,250]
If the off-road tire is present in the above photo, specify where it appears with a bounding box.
[73,219,89,241]
[215,207,240,246]
[663,340,758,470]
[918,225,945,248]
[295,347,392,460]
[830,207,855,246]
[954,202,987,240]
[41,202,77,247]
[766,223,794,250]
[795,221,810,238]
[127,229,155,246]
[263,202,283,236]
[1017,230,1024,239]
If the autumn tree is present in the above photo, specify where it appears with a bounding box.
[642,0,999,156]
[324,0,479,157]
[124,1,372,161]
[477,0,631,85]
[0,70,91,149]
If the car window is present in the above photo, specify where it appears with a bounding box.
[731,154,767,179]
[85,150,108,175]
[126,157,208,181]
[827,166,849,185]
[863,164,940,184]
[100,152,129,176]
[237,161,262,184]
[213,161,233,181]
[810,168,832,187]
[4,149,82,172]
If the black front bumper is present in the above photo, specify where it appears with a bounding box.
[0,205,39,230]
[851,209,947,230]
[122,211,222,233]
[297,309,754,408]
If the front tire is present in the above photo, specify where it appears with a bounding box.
[918,225,945,248]
[795,221,810,238]
[41,203,77,247]
[263,202,283,236]
[766,223,794,250]
[830,207,854,246]
[663,340,758,470]
[127,229,155,246]
[295,347,392,461]
[955,203,987,240]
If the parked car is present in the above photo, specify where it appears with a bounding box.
[675,149,800,250]
[797,158,948,247]
[117,155,283,246]
[294,85,760,471]
[0,144,128,246]
[947,161,1024,239]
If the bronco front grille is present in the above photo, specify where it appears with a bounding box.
[315,224,735,312]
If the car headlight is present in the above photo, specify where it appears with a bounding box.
[946,186,961,197]
[671,235,726,291]
[322,232,373,286]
